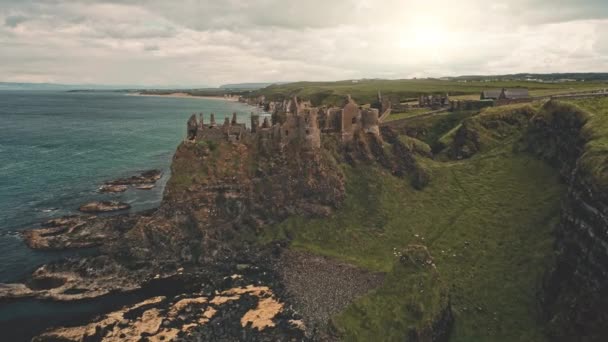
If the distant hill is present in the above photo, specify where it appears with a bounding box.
[0,82,77,91]
[444,73,608,82]
[220,82,287,90]
[0,82,211,91]
[247,76,608,106]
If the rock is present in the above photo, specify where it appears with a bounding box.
[0,258,145,301]
[78,201,131,213]
[276,249,385,333]
[98,184,128,193]
[135,183,155,190]
[236,264,250,271]
[22,214,136,251]
[104,170,162,186]
[29,259,307,341]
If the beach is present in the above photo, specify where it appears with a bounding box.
[128,92,240,102]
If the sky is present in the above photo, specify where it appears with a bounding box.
[1,0,608,87]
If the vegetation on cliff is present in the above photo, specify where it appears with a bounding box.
[439,103,538,159]
[19,93,608,341]
[563,98,608,189]
[522,98,608,341]
[262,105,565,340]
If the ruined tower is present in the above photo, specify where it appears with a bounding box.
[299,108,321,150]
[341,95,360,142]
[251,113,260,133]
[210,113,217,128]
[288,96,300,115]
[360,108,380,137]
[187,114,198,141]
[231,112,238,125]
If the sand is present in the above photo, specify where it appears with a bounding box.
[128,92,240,102]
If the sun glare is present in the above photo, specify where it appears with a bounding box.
[411,15,445,49]
[397,14,448,62]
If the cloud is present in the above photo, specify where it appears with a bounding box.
[1,0,608,86]
[143,44,160,51]
[4,15,27,27]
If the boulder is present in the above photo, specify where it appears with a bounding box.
[105,169,162,186]
[79,201,130,213]
[98,184,128,193]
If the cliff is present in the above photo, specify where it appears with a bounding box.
[7,105,441,340]
[11,96,608,341]
[435,99,608,339]
[524,100,608,341]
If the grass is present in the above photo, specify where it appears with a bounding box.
[334,247,449,341]
[400,111,478,151]
[261,110,565,340]
[437,103,539,159]
[251,79,608,106]
[165,140,251,196]
[384,108,431,122]
[563,97,608,189]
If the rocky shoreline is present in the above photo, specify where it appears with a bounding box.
[99,169,162,193]
[79,201,131,213]
[28,246,311,342]
[3,99,442,341]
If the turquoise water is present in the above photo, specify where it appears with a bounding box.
[0,90,260,283]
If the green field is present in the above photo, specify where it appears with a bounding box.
[383,108,431,122]
[261,102,570,341]
[250,79,608,106]
[564,97,608,188]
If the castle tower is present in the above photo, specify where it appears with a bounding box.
[210,113,216,128]
[288,96,299,115]
[361,108,380,137]
[251,113,260,133]
[231,112,237,125]
[299,108,321,150]
[341,95,360,142]
[222,116,230,134]
[199,113,204,129]
[187,114,198,141]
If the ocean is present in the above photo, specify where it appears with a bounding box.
[0,90,262,339]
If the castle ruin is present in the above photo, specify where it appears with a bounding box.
[419,94,450,109]
[185,95,381,152]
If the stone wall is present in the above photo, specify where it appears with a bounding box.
[494,98,534,106]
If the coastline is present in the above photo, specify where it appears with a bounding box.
[127,92,240,102]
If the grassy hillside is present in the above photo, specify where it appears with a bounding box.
[383,108,430,122]
[262,106,566,341]
[563,97,608,189]
[250,79,608,106]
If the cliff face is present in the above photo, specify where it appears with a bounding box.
[525,100,608,341]
[115,136,346,264]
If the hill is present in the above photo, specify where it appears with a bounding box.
[249,78,608,106]
[260,102,564,341]
[8,86,608,341]
[220,82,287,90]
